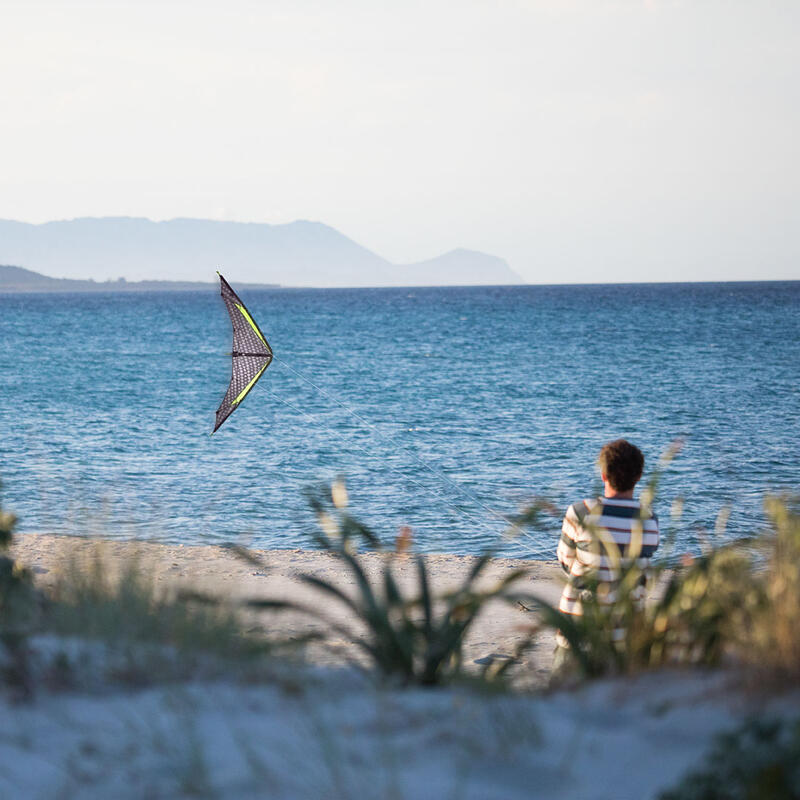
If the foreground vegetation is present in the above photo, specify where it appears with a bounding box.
[5,466,800,694]
[252,482,529,685]
[520,491,800,686]
[1,475,799,796]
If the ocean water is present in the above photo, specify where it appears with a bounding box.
[1,282,798,559]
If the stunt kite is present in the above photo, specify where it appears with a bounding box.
[213,272,273,433]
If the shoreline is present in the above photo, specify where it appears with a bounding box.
[13,531,560,563]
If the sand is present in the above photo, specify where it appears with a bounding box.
[4,534,797,799]
[11,533,565,683]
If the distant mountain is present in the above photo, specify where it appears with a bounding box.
[396,248,519,287]
[0,217,523,288]
[0,264,277,293]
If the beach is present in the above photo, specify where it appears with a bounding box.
[2,0,797,792]
[3,280,800,799]
[12,533,564,683]
[2,533,789,799]
[0,534,780,800]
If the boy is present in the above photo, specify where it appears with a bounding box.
[553,439,660,672]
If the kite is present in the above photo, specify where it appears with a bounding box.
[213,272,273,433]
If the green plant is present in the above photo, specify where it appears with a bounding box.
[244,481,529,686]
[659,716,800,800]
[0,483,36,628]
[512,442,765,679]
[526,540,754,680]
[0,481,37,698]
[516,448,800,685]
[44,543,272,684]
[742,496,800,679]
[632,495,800,683]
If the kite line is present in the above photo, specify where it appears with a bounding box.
[212,272,542,552]
[260,385,522,543]
[273,354,519,531]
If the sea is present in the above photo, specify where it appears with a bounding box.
[1,281,798,559]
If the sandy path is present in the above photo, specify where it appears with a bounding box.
[12,534,564,685]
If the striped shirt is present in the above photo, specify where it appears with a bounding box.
[556,496,659,646]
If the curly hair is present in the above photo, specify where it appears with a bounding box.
[598,439,644,492]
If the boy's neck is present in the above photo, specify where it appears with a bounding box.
[603,484,635,500]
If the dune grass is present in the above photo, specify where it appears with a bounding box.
[237,481,529,686]
[45,544,265,659]
[34,552,273,689]
[517,480,800,686]
[3,463,800,696]
[0,484,36,630]
[0,493,282,691]
[740,496,800,685]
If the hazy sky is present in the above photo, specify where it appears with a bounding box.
[1,0,798,283]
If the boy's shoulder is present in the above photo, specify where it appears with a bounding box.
[601,497,659,523]
[565,497,658,522]
[565,498,600,522]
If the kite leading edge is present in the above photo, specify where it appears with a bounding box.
[213,272,273,433]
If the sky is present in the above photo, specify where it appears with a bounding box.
[1,0,798,284]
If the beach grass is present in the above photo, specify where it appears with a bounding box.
[0,500,291,692]
[2,474,800,797]
[517,487,800,688]
[231,481,531,687]
[3,466,800,696]
[45,544,268,666]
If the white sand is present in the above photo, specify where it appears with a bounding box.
[2,534,797,799]
[0,648,777,800]
[12,533,565,682]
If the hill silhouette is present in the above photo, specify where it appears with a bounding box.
[0,217,523,288]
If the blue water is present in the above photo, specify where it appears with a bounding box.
[1,282,798,559]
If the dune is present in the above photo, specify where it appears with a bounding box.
[1,534,796,799]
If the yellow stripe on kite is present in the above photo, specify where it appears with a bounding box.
[233,362,268,406]
[234,303,269,347]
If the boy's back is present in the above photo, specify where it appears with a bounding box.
[555,440,660,648]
